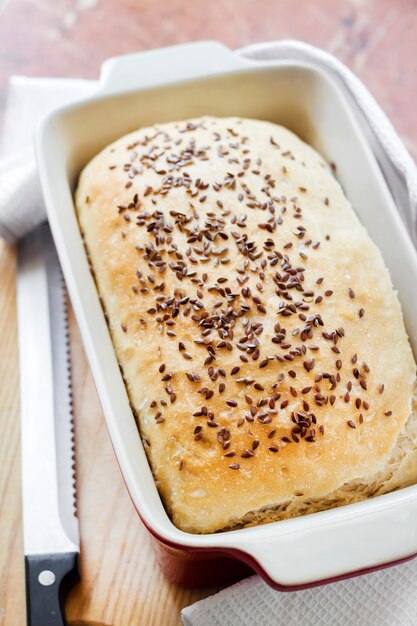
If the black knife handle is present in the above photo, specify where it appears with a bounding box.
[25,552,79,626]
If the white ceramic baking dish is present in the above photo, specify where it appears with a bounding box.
[36,41,417,589]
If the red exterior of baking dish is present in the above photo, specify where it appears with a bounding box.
[148,527,417,590]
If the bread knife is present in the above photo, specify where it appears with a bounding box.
[17,223,80,626]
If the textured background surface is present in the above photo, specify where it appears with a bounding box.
[0,0,416,624]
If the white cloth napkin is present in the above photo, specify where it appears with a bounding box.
[0,76,96,242]
[2,40,417,626]
[181,567,417,626]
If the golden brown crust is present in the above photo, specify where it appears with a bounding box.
[75,116,416,533]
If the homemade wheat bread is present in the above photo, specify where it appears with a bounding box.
[76,116,417,533]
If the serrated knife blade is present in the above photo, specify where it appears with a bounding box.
[17,223,80,626]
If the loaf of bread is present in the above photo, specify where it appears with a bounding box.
[76,116,417,534]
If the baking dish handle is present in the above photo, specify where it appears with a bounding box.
[230,490,417,587]
[97,41,250,96]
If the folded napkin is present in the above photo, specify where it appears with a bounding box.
[2,40,417,626]
[0,76,96,242]
[181,568,417,626]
